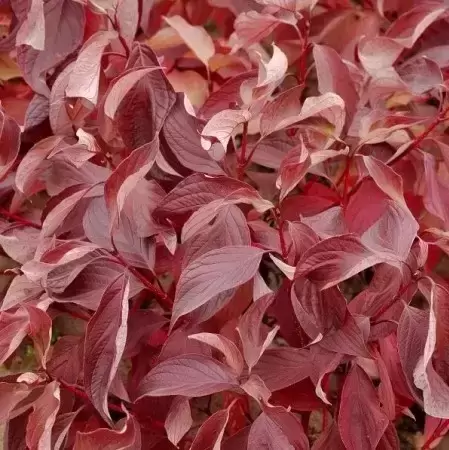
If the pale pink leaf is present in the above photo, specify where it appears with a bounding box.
[16,0,45,50]
[165,396,192,447]
[257,44,288,89]
[201,109,251,151]
[164,15,215,67]
[66,30,118,105]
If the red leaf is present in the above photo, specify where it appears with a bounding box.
[136,354,239,398]
[248,406,309,450]
[105,137,159,229]
[313,44,359,128]
[0,109,21,182]
[84,274,130,423]
[338,365,389,450]
[25,306,52,369]
[237,294,278,370]
[73,409,141,450]
[171,245,265,327]
[162,94,224,175]
[154,173,273,218]
[190,404,233,450]
[276,140,311,201]
[295,235,383,290]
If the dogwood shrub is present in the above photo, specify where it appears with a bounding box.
[0,0,448,448]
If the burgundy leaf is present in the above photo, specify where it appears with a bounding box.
[296,235,383,290]
[237,294,278,370]
[171,245,265,327]
[84,275,130,423]
[190,404,233,450]
[313,44,359,128]
[17,0,85,97]
[338,365,389,450]
[162,94,224,175]
[154,173,273,218]
[26,381,60,450]
[73,409,141,450]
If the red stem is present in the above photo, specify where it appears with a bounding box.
[52,303,92,322]
[0,208,41,230]
[388,104,449,166]
[237,122,249,180]
[422,419,449,450]
[114,252,173,311]
[58,377,125,414]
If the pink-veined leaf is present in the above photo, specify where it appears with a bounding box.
[257,44,288,89]
[260,85,303,137]
[84,275,130,424]
[171,245,265,327]
[136,354,239,398]
[338,365,389,450]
